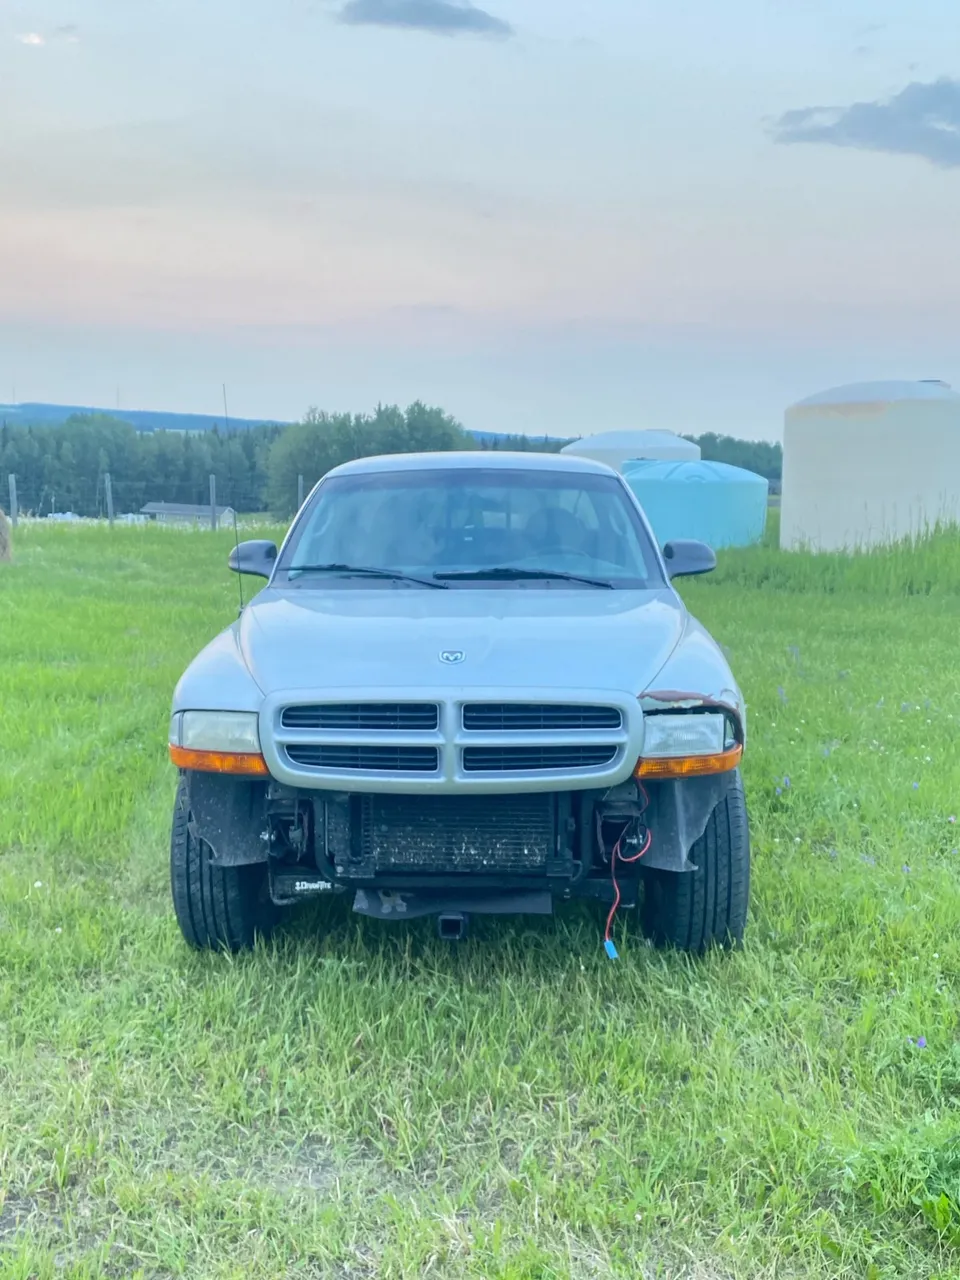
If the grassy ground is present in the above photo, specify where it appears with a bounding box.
[2,522,960,1279]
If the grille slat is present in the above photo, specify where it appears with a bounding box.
[286,744,439,773]
[462,745,617,772]
[281,703,439,731]
[361,794,554,872]
[462,703,622,732]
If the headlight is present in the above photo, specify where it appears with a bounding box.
[170,711,261,754]
[635,710,742,780]
[642,712,726,757]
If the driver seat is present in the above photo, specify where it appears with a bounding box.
[524,507,589,558]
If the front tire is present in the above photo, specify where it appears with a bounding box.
[640,770,750,953]
[170,775,276,952]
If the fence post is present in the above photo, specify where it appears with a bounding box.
[104,472,115,527]
[209,474,218,532]
[297,474,304,509]
[7,474,17,527]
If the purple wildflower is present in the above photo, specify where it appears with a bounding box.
[778,686,788,704]
[775,787,782,796]
[783,775,791,789]
[861,854,876,866]
[949,816,957,825]
[912,782,920,790]
[902,864,911,874]
[918,1036,927,1049]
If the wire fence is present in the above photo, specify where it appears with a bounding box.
[4,472,308,531]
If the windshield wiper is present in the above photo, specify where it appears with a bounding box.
[286,562,448,589]
[434,566,614,589]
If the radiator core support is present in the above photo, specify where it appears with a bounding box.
[313,791,575,886]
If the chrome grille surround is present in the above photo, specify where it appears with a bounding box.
[262,688,643,794]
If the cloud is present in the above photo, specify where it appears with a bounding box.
[14,25,80,46]
[773,77,960,168]
[338,0,513,38]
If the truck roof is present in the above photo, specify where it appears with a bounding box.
[326,450,618,479]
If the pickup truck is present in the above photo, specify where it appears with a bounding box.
[168,451,749,956]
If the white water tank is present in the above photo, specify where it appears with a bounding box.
[780,380,960,552]
[560,429,700,473]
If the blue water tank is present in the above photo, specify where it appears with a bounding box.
[621,459,769,549]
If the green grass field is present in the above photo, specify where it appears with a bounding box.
[2,521,960,1279]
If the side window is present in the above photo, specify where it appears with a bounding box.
[574,490,601,531]
[605,497,631,537]
[556,487,599,530]
[297,494,352,563]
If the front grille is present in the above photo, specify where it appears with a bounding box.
[281,703,439,731]
[360,793,555,872]
[286,744,439,773]
[462,745,617,772]
[462,702,622,731]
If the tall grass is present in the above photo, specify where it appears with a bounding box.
[706,518,960,597]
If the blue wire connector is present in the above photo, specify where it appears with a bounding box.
[604,939,619,960]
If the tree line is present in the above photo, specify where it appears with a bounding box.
[0,404,781,519]
[683,432,782,483]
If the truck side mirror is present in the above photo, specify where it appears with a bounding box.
[229,540,278,578]
[662,539,716,579]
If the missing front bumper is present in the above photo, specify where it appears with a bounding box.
[351,887,555,921]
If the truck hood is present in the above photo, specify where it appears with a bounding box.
[238,586,687,697]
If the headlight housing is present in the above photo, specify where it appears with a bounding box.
[642,712,726,757]
[169,711,268,775]
[170,711,261,753]
[635,709,742,780]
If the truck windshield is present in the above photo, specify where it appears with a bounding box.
[278,467,664,589]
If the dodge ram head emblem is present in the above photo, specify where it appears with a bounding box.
[439,650,465,664]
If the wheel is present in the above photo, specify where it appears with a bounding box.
[170,774,277,952]
[640,770,750,953]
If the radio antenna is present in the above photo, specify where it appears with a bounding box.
[222,384,243,614]
[233,507,244,615]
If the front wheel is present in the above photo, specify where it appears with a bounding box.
[640,770,750,953]
[170,775,277,952]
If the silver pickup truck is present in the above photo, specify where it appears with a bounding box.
[168,451,749,957]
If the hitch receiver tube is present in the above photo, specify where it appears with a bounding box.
[437,912,469,942]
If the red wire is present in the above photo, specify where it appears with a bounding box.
[609,824,655,947]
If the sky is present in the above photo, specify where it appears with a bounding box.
[1,0,959,440]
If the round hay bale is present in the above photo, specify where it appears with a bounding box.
[0,506,11,563]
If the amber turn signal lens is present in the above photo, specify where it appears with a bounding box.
[169,744,270,776]
[634,743,742,780]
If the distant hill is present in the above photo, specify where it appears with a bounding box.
[0,402,540,444]
[0,402,285,434]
